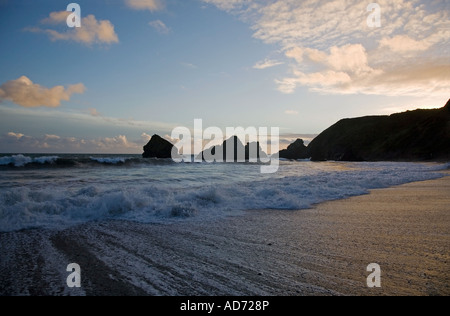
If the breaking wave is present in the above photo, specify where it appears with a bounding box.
[0,161,448,232]
[0,154,175,168]
[0,155,60,167]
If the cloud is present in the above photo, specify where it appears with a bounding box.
[28,12,119,45]
[0,76,85,108]
[180,62,198,69]
[379,35,432,53]
[41,11,71,24]
[45,134,61,140]
[203,0,450,97]
[202,0,250,11]
[253,59,284,70]
[327,44,375,75]
[7,132,25,139]
[141,133,152,141]
[95,135,135,151]
[125,0,164,12]
[279,44,383,94]
[89,108,101,117]
[0,105,179,145]
[284,110,298,115]
[279,43,450,96]
[285,47,327,64]
[0,132,143,154]
[149,20,170,34]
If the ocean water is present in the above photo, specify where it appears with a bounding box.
[0,154,448,232]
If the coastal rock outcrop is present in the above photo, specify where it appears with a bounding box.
[307,99,450,161]
[245,142,269,161]
[197,136,268,162]
[143,134,178,159]
[279,139,309,160]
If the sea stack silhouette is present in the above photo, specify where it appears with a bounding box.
[197,136,268,162]
[143,135,178,159]
[279,139,309,160]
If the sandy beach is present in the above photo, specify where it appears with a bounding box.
[1,173,449,296]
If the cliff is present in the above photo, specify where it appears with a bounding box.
[307,100,450,161]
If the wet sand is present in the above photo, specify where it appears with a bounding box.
[1,174,449,296]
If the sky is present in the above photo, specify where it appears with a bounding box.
[0,0,449,154]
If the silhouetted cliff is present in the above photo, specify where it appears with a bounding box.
[307,100,450,161]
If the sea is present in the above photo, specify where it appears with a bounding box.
[0,154,448,232]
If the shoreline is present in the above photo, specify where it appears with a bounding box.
[1,174,449,296]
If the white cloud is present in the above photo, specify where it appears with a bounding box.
[28,12,119,45]
[203,0,450,97]
[284,110,298,115]
[125,0,164,12]
[0,76,85,108]
[1,132,143,154]
[149,20,170,34]
[253,59,284,70]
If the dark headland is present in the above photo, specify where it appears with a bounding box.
[305,99,450,161]
[144,99,450,162]
[279,99,450,161]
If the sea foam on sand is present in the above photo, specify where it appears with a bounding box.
[1,174,449,296]
[0,161,448,232]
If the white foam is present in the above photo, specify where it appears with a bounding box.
[0,162,448,232]
[90,157,127,164]
[0,155,58,167]
[0,155,31,167]
[33,156,59,164]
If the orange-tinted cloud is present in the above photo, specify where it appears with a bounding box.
[28,12,119,45]
[203,0,450,97]
[0,76,85,108]
[125,0,164,12]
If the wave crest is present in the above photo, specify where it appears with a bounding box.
[0,162,447,232]
[0,155,59,167]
